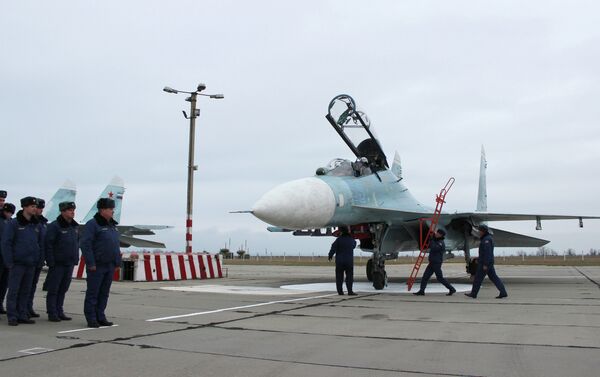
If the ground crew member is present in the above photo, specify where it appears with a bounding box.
[413,229,456,296]
[328,226,357,296]
[0,202,16,314]
[81,198,121,328]
[1,197,41,325]
[45,201,79,322]
[27,198,47,318]
[465,224,508,299]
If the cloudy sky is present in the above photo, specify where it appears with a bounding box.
[2,1,599,256]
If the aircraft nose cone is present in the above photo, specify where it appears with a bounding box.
[252,178,336,229]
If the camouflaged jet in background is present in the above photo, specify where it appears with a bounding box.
[45,176,170,249]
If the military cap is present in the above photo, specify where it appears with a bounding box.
[20,196,38,208]
[36,198,46,209]
[478,224,489,232]
[97,198,115,209]
[0,190,6,198]
[59,201,76,212]
[436,228,446,236]
[3,203,16,214]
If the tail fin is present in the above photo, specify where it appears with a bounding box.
[476,145,487,212]
[44,180,77,221]
[82,176,125,223]
[391,151,403,180]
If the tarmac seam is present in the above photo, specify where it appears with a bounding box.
[276,313,600,328]
[213,325,600,350]
[0,342,97,363]
[107,341,486,377]
[574,267,600,289]
[349,299,600,307]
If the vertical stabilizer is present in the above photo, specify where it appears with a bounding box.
[82,176,125,223]
[391,151,402,180]
[44,180,77,221]
[476,145,487,212]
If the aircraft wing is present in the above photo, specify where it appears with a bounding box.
[119,235,166,248]
[353,205,600,223]
[450,212,600,222]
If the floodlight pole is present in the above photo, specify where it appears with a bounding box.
[186,92,198,254]
[163,84,223,254]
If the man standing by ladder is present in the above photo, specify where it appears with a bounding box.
[413,228,456,296]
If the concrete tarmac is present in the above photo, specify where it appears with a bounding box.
[0,264,599,377]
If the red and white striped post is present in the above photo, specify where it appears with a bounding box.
[186,215,193,254]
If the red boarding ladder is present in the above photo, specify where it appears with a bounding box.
[406,177,455,291]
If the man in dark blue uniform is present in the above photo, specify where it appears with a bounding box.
[27,198,47,318]
[328,226,357,296]
[465,224,508,299]
[1,197,42,325]
[413,229,456,296]
[0,202,16,314]
[81,198,121,328]
[45,201,79,322]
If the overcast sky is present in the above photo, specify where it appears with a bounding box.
[2,1,599,256]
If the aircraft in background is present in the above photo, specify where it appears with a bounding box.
[249,94,600,289]
[44,176,171,248]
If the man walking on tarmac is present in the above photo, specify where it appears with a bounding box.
[413,228,456,296]
[81,198,121,328]
[465,224,508,299]
[328,226,357,296]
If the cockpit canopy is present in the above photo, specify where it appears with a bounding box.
[316,158,373,177]
[325,94,389,172]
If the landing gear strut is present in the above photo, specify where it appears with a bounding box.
[369,223,389,290]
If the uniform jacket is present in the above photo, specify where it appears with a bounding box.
[45,215,80,266]
[0,212,11,265]
[1,210,42,267]
[80,212,121,267]
[428,237,445,264]
[478,233,495,267]
[328,234,357,265]
[36,215,48,267]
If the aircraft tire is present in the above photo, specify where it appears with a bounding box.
[372,271,385,290]
[366,259,374,282]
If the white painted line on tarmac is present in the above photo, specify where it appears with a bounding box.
[146,293,338,322]
[19,347,54,355]
[57,324,119,334]
[281,282,472,294]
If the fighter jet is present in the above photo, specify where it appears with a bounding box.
[250,94,600,290]
[44,176,171,248]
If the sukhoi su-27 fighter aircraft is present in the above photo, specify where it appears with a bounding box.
[249,94,600,290]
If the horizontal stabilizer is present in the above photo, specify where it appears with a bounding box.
[490,227,549,248]
[267,226,293,232]
[119,235,166,248]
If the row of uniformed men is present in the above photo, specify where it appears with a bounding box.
[0,190,122,327]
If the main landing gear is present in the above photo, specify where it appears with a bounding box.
[363,223,396,290]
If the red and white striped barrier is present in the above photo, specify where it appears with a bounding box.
[73,252,223,282]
